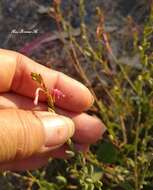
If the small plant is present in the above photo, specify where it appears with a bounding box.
[31,72,65,112]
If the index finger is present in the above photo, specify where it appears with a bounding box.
[0,49,94,112]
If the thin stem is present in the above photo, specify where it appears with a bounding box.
[140,154,153,188]
[69,43,98,102]
[119,115,127,147]
[26,171,42,188]
[111,53,138,94]
[134,101,141,190]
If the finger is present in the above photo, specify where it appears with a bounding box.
[0,49,93,112]
[0,153,49,171]
[0,92,47,110]
[57,109,106,144]
[0,93,106,144]
[0,109,74,164]
[0,144,88,171]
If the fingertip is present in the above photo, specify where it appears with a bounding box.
[72,113,106,144]
[55,73,94,112]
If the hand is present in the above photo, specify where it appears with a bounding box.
[0,49,106,171]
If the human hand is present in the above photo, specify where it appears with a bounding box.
[0,49,106,171]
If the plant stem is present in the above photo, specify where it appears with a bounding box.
[119,115,127,147]
[134,101,141,190]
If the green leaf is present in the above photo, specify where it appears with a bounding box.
[92,167,102,181]
[87,184,94,190]
[120,182,134,190]
[97,142,119,164]
[39,180,57,190]
[56,176,67,185]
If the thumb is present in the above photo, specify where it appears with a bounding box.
[0,109,74,163]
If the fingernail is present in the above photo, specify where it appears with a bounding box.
[93,115,107,134]
[102,124,107,134]
[35,112,75,146]
[58,115,75,138]
[99,124,107,140]
[91,94,95,105]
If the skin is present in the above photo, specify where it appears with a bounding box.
[0,49,106,171]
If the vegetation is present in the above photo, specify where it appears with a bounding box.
[1,0,153,189]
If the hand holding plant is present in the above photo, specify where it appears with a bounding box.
[0,49,105,171]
